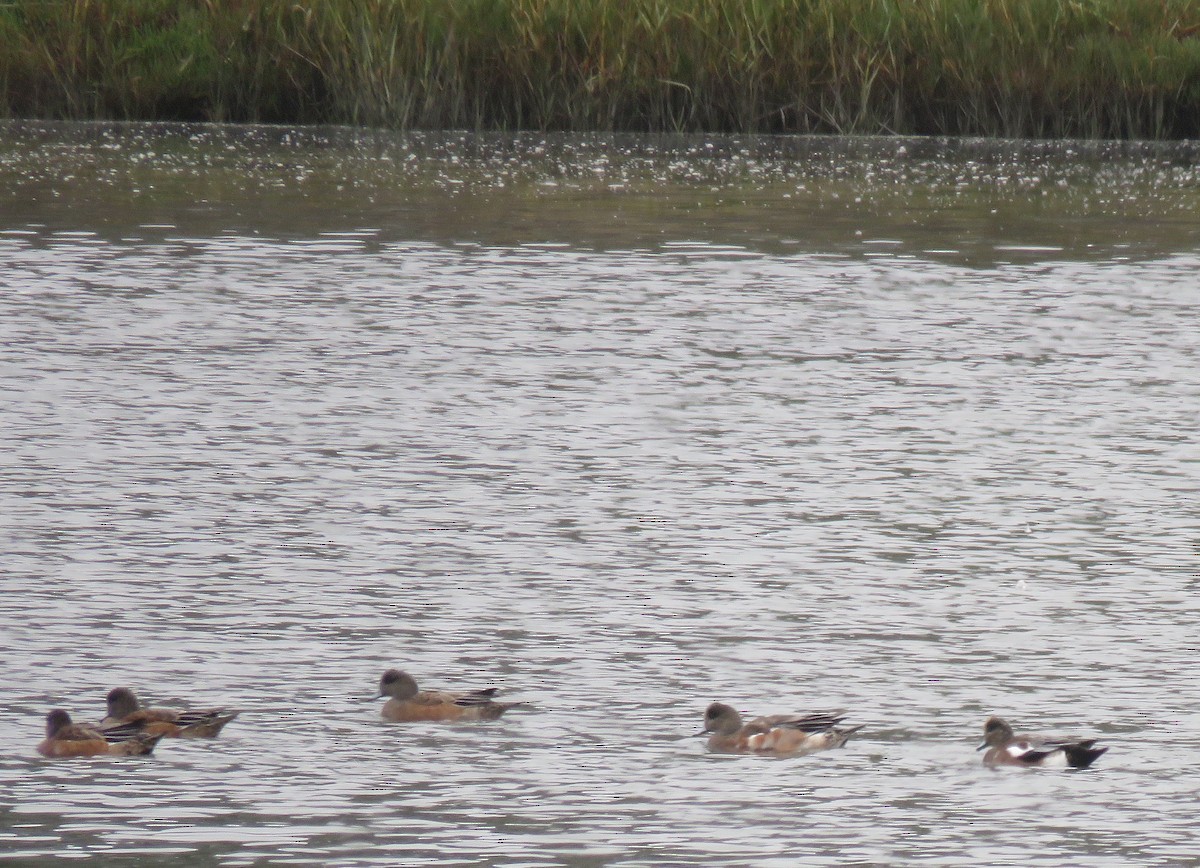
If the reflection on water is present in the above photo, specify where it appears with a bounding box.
[1,123,1199,865]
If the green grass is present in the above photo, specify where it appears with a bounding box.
[2,0,1199,137]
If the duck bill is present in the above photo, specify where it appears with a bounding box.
[976,741,988,751]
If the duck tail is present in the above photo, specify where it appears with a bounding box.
[484,701,529,720]
[115,732,165,756]
[1065,743,1107,769]
[829,723,865,749]
[179,710,239,738]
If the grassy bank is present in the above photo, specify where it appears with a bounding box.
[2,0,1199,137]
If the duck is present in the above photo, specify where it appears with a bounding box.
[702,701,862,756]
[38,709,162,758]
[377,669,524,722]
[99,687,238,738]
[978,716,1107,769]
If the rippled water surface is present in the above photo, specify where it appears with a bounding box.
[2,122,1199,865]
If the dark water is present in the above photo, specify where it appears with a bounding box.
[1,122,1199,865]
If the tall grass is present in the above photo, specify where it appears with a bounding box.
[2,0,1199,137]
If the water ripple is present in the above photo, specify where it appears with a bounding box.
[2,129,1200,864]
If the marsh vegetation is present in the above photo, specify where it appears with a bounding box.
[2,0,1199,137]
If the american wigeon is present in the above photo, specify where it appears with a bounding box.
[377,669,524,722]
[702,702,863,756]
[99,687,238,738]
[978,716,1108,769]
[38,709,162,758]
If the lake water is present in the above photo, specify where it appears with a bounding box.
[1,121,1198,865]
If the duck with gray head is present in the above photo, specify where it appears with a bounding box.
[38,709,162,758]
[100,687,238,738]
[702,701,863,756]
[978,716,1107,769]
[377,669,525,722]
